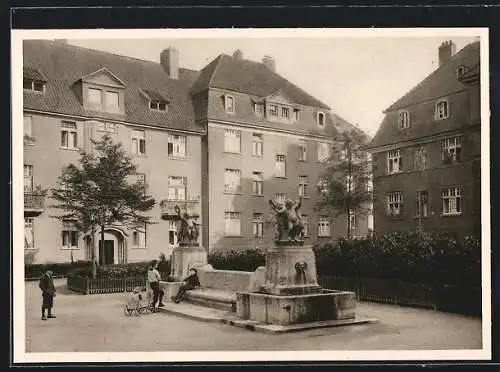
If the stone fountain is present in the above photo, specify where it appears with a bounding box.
[236,197,361,327]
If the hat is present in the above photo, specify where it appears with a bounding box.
[189,267,198,273]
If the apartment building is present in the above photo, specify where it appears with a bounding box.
[368,40,481,238]
[22,41,367,263]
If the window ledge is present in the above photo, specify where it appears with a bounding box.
[274,176,288,179]
[298,159,308,162]
[413,216,429,220]
[386,171,403,175]
[251,155,264,158]
[131,246,148,249]
[224,235,243,238]
[252,194,265,197]
[133,154,147,158]
[168,155,188,161]
[61,247,79,250]
[60,147,80,152]
[441,213,462,217]
[223,151,242,155]
[224,192,243,195]
[224,111,236,115]
[318,235,332,238]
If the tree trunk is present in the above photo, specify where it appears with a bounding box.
[347,212,351,240]
[91,226,97,279]
[100,225,105,267]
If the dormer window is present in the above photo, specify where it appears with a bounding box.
[142,89,169,112]
[317,112,325,127]
[23,67,47,92]
[254,103,264,118]
[397,110,410,129]
[435,99,449,120]
[150,100,167,111]
[224,95,235,114]
[81,68,126,114]
[456,65,466,78]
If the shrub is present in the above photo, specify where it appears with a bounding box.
[208,248,265,271]
[25,261,92,279]
[66,261,168,279]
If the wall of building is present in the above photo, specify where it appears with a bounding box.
[23,111,202,264]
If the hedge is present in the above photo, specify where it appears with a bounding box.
[25,261,92,280]
[67,260,171,279]
[207,232,481,287]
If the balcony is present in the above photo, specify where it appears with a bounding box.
[24,193,45,216]
[160,198,200,220]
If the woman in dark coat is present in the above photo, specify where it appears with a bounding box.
[39,270,56,320]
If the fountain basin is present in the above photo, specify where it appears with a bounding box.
[236,289,356,326]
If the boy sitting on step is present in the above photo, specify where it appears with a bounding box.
[172,268,200,304]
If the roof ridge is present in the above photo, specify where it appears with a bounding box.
[383,41,478,113]
[207,54,224,87]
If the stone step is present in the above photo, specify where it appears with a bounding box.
[184,288,237,312]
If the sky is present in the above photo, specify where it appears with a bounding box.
[67,35,479,136]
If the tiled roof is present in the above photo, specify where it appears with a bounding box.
[23,40,204,134]
[369,41,480,149]
[142,89,169,102]
[23,66,47,82]
[384,41,480,112]
[191,54,331,110]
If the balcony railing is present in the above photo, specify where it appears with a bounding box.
[160,198,200,220]
[24,193,45,216]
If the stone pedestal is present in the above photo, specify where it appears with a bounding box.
[170,242,207,281]
[261,241,321,295]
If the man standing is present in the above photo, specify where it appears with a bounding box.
[39,270,56,320]
[147,260,165,310]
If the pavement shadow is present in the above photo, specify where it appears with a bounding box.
[55,283,85,296]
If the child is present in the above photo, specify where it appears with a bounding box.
[126,286,143,310]
[39,270,56,320]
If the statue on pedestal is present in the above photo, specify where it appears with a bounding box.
[269,196,304,242]
[174,205,199,244]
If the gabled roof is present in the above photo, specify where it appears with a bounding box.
[23,40,203,133]
[191,53,330,110]
[369,41,480,149]
[384,41,480,113]
[81,67,127,87]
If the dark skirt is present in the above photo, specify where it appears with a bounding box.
[42,292,54,308]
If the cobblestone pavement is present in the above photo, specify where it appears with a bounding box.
[24,279,483,353]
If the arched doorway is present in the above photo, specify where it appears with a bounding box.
[85,227,128,265]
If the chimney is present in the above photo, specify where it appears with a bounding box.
[233,49,243,60]
[262,55,276,72]
[160,47,179,80]
[438,40,456,67]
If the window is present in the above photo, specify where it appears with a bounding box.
[253,213,264,237]
[293,109,300,121]
[349,212,357,230]
[132,223,147,248]
[302,215,309,237]
[435,100,449,120]
[97,122,117,133]
[275,154,286,177]
[61,121,78,149]
[88,88,102,105]
[318,216,331,237]
[25,218,35,249]
[387,149,403,174]
[275,193,287,204]
[24,115,33,138]
[224,169,241,193]
[23,79,45,92]
[416,191,429,218]
[398,110,410,129]
[346,175,355,193]
[298,141,307,161]
[224,95,235,113]
[168,134,187,158]
[387,192,404,216]
[317,142,330,162]
[254,103,264,117]
[150,100,167,111]
[224,129,241,153]
[252,172,263,195]
[457,65,466,78]
[224,211,241,236]
[24,165,33,192]
[105,91,120,112]
[131,129,146,155]
[442,187,462,215]
[281,107,290,119]
[317,112,325,127]
[414,147,428,170]
[269,105,278,117]
[367,174,373,192]
[168,221,178,246]
[298,175,309,197]
[442,136,463,163]
[62,220,78,249]
[252,133,263,157]
[168,176,187,201]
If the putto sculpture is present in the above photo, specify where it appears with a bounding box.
[174,205,199,243]
[269,196,304,241]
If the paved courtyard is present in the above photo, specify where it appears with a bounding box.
[24,279,482,353]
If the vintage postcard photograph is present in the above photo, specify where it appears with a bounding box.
[11,27,491,363]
